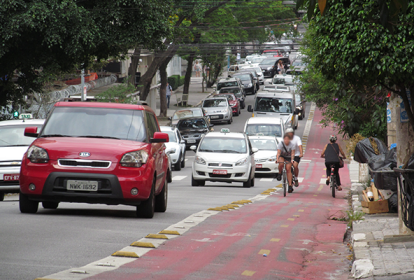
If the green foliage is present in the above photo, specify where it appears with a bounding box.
[96,80,136,103]
[345,210,364,228]
[167,75,185,90]
[0,0,171,108]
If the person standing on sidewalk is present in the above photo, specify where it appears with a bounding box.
[166,82,173,109]
[194,61,201,77]
[285,127,303,187]
[320,135,347,191]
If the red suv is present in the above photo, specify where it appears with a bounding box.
[19,102,171,218]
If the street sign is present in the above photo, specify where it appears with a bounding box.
[387,102,391,123]
[12,110,19,118]
[19,113,33,119]
[400,91,411,123]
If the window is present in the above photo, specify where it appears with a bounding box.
[250,139,277,151]
[198,137,247,153]
[0,125,42,147]
[246,124,282,137]
[42,107,146,142]
[203,99,227,108]
[254,97,293,113]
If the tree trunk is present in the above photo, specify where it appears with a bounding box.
[183,56,194,95]
[128,48,141,86]
[136,44,178,101]
[183,33,202,96]
[159,63,168,118]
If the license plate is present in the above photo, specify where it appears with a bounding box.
[256,164,262,168]
[187,139,196,143]
[67,180,98,191]
[211,116,219,119]
[3,174,19,181]
[213,170,227,175]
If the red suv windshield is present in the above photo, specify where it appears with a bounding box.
[41,107,146,141]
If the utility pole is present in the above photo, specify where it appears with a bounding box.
[81,68,85,102]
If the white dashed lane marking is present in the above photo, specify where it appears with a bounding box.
[260,178,274,182]
[172,176,187,181]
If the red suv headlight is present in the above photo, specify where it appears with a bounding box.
[27,145,49,163]
[120,150,149,167]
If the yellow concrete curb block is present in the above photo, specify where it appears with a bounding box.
[275,184,283,188]
[130,241,156,248]
[35,278,59,280]
[228,204,240,207]
[208,207,222,211]
[146,234,168,239]
[112,251,139,258]
[159,230,180,235]
[232,200,252,205]
[224,205,237,209]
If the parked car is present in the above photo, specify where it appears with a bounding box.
[259,58,280,78]
[19,102,171,218]
[176,116,213,149]
[215,93,241,116]
[160,126,186,171]
[232,72,256,95]
[168,108,207,127]
[202,97,233,124]
[216,77,245,96]
[0,118,45,201]
[219,86,245,109]
[190,128,257,188]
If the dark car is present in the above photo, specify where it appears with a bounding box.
[295,93,307,120]
[237,69,260,91]
[232,73,256,95]
[168,108,207,126]
[216,77,245,96]
[176,117,213,148]
[219,86,245,109]
[260,58,290,78]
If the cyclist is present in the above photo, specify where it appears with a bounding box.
[285,127,303,187]
[276,134,296,193]
[320,135,347,191]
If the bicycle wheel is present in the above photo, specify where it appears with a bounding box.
[330,175,336,198]
[283,170,287,197]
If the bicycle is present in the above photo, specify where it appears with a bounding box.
[281,161,293,197]
[291,165,298,187]
[329,164,337,198]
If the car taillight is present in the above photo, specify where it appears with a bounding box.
[27,145,49,163]
[120,150,149,167]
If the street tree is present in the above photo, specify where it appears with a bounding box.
[302,0,414,164]
[0,0,171,110]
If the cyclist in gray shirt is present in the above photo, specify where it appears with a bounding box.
[276,134,296,193]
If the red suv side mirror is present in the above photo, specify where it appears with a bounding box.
[150,132,169,143]
[24,127,39,138]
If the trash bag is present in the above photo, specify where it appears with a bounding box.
[354,138,388,163]
[368,154,386,171]
[373,170,398,192]
[384,147,397,169]
[388,193,398,213]
[407,153,414,169]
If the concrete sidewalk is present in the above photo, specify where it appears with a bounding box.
[348,155,412,279]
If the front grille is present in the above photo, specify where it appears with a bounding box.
[182,135,200,139]
[209,115,224,120]
[58,159,111,168]
[209,173,232,178]
[0,181,20,186]
[208,163,232,167]
[256,168,271,172]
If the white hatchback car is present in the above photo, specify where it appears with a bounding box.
[191,129,257,188]
[160,126,186,171]
[244,117,285,144]
[0,118,44,201]
[202,97,233,124]
[249,136,279,174]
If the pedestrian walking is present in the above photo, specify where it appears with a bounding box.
[194,61,201,77]
[166,82,173,108]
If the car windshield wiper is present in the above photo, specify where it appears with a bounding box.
[78,135,121,140]
[199,149,214,152]
[41,134,73,138]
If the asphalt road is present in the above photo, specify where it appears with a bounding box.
[0,81,307,280]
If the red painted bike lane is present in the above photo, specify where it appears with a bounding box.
[89,108,351,280]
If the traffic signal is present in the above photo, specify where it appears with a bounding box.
[12,110,19,118]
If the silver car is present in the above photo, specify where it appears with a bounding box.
[202,97,233,124]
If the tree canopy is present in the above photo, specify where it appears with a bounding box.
[302,0,414,131]
[0,0,171,108]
